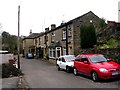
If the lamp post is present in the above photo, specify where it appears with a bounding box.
[17,5,20,69]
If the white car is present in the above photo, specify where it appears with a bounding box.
[57,55,75,73]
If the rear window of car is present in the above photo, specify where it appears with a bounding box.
[64,55,75,62]
[28,53,33,57]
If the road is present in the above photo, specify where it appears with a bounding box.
[20,57,120,88]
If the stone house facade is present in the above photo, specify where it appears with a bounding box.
[23,11,102,63]
[22,33,40,57]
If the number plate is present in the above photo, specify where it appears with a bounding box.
[112,72,118,75]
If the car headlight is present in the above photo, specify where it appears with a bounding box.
[99,68,108,73]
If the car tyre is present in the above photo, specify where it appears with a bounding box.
[66,66,70,73]
[92,71,99,82]
[57,65,61,71]
[73,68,78,76]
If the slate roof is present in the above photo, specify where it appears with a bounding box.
[23,33,40,40]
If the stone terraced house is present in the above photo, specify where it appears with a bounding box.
[23,11,102,64]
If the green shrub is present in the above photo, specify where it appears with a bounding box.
[2,63,23,78]
[80,24,97,49]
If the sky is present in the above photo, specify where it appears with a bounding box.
[0,0,120,36]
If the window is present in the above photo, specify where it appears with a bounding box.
[51,32,55,43]
[81,57,88,62]
[56,47,61,58]
[35,39,37,45]
[62,57,65,62]
[52,32,55,36]
[69,47,73,55]
[58,58,61,61]
[63,47,66,55]
[63,30,66,40]
[68,30,72,36]
[49,48,55,58]
[75,57,80,62]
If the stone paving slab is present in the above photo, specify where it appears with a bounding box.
[2,77,19,89]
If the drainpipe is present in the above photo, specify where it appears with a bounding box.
[65,23,68,55]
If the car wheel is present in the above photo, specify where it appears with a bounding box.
[66,66,70,73]
[73,68,78,76]
[92,72,99,82]
[57,65,61,71]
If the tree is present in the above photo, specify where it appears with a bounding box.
[1,31,23,54]
[99,18,106,29]
[80,24,97,49]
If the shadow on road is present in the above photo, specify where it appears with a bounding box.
[75,73,120,83]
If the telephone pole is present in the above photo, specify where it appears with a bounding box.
[17,5,20,69]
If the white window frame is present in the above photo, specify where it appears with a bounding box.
[56,47,61,58]
[49,48,55,58]
[63,30,66,40]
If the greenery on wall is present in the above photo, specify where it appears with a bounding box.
[80,24,97,49]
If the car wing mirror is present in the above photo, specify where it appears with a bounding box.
[107,58,112,61]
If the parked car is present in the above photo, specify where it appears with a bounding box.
[26,53,34,59]
[73,54,120,82]
[57,55,75,73]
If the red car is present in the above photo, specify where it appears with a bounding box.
[73,54,120,82]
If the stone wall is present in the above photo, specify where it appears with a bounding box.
[79,47,120,64]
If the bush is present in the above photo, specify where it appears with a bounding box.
[2,63,23,78]
[80,24,97,49]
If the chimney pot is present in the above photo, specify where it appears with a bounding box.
[51,24,56,30]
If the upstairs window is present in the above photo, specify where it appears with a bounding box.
[51,32,55,43]
[52,32,55,36]
[63,30,66,40]
[68,30,72,37]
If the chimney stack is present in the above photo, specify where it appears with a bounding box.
[51,24,56,30]
[30,29,32,34]
[45,27,49,32]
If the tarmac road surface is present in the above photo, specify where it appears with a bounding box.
[21,58,120,89]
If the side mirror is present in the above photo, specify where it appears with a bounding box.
[107,58,112,61]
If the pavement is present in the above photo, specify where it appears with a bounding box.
[1,75,29,89]
[2,76,19,89]
[1,54,29,89]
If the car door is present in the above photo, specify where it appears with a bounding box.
[80,56,91,75]
[61,57,66,70]
[58,57,62,68]
[74,56,83,73]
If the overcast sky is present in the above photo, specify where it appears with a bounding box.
[0,0,120,36]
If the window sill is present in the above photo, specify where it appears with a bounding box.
[61,39,66,41]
